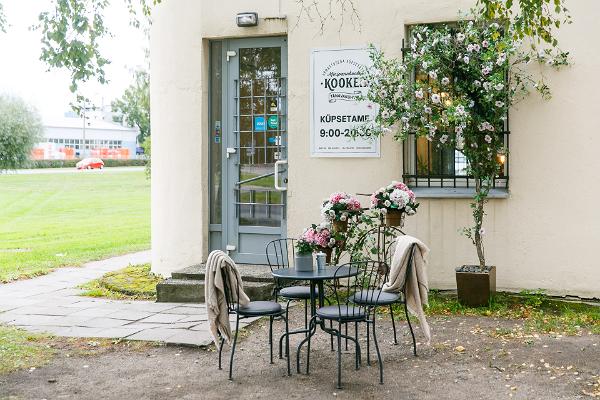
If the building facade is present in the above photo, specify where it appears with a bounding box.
[33,116,139,160]
[150,0,600,298]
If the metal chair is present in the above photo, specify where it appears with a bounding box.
[351,222,418,356]
[266,239,316,336]
[298,261,386,389]
[217,263,290,380]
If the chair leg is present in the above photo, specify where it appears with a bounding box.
[285,314,291,376]
[404,300,417,356]
[269,315,274,364]
[306,318,313,375]
[279,299,291,359]
[345,323,348,351]
[337,321,342,390]
[389,304,398,345]
[218,337,225,370]
[355,322,361,367]
[371,313,384,385]
[228,315,240,381]
[330,320,334,351]
[366,318,371,366]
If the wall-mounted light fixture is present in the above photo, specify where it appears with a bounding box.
[236,12,258,27]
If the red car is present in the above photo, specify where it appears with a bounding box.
[76,158,104,170]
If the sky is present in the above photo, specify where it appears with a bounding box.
[0,0,148,119]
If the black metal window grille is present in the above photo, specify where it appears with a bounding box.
[401,24,509,189]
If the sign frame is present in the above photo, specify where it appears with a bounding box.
[310,46,380,158]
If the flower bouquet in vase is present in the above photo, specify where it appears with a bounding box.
[370,181,419,227]
[321,192,363,233]
[301,223,336,263]
[294,237,314,272]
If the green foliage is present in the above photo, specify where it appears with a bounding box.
[112,69,150,143]
[142,136,151,178]
[79,263,160,300]
[0,325,55,374]
[27,158,146,169]
[0,170,150,282]
[0,95,43,171]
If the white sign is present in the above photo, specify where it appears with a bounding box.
[310,47,380,157]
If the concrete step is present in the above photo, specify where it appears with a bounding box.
[156,277,274,303]
[171,264,273,283]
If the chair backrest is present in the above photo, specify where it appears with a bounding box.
[220,263,242,313]
[331,260,391,319]
[265,238,296,272]
[350,224,403,266]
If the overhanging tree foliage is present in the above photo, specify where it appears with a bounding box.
[0,95,43,171]
[112,69,150,143]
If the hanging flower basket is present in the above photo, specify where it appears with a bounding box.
[385,209,405,227]
[332,219,348,233]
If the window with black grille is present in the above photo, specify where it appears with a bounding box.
[401,24,509,190]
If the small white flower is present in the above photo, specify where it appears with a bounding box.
[484,134,493,143]
[473,80,481,88]
[468,100,475,108]
[429,71,438,80]
[379,89,387,98]
[329,238,336,246]
[463,55,470,64]
[401,116,409,123]
[455,105,466,116]
[456,33,465,42]
[440,134,449,144]
[424,106,432,114]
[431,93,441,104]
[415,89,424,99]
[455,125,464,134]
[456,134,465,150]
[482,66,492,75]
[441,77,450,85]
[482,40,489,48]
[381,109,390,119]
[479,227,486,236]
[495,83,504,91]
[340,214,347,221]
[422,61,429,70]
[384,200,391,208]
[483,82,492,91]
[495,101,504,108]
[473,44,481,52]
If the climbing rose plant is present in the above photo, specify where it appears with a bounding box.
[359,13,569,270]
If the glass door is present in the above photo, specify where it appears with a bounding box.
[210,37,288,264]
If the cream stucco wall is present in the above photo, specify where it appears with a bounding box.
[151,0,600,298]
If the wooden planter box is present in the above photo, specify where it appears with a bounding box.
[455,266,496,307]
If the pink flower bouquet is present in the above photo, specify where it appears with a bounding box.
[370,181,419,215]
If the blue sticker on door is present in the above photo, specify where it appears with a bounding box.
[254,116,266,131]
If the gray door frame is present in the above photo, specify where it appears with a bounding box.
[210,36,288,264]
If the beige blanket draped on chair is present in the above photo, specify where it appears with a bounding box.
[205,250,250,346]
[382,235,431,344]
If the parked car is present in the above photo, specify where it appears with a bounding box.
[76,158,104,170]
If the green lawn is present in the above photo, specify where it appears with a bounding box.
[0,171,150,282]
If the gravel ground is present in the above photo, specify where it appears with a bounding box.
[1,305,599,400]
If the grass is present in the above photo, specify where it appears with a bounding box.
[0,324,158,375]
[388,290,600,336]
[0,171,150,282]
[0,325,55,374]
[78,263,161,300]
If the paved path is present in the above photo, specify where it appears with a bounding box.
[0,251,254,346]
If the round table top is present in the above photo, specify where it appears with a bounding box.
[271,265,358,280]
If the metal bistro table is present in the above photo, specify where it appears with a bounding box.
[271,265,359,365]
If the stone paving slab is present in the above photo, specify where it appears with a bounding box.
[0,250,258,346]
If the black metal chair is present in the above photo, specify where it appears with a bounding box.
[217,263,290,380]
[298,261,386,389]
[266,239,316,335]
[351,223,418,356]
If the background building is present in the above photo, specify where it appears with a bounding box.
[32,113,139,160]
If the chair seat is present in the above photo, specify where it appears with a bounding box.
[237,301,283,316]
[316,305,366,321]
[350,290,401,305]
[279,285,317,299]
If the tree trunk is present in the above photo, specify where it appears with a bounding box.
[474,178,486,271]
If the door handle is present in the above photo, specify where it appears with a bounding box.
[274,160,287,191]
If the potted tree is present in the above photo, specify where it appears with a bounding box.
[358,6,569,306]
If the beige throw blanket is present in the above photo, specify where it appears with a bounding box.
[382,235,431,344]
[205,250,250,347]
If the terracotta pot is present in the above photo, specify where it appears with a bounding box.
[385,209,404,227]
[455,265,496,307]
[332,219,348,233]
